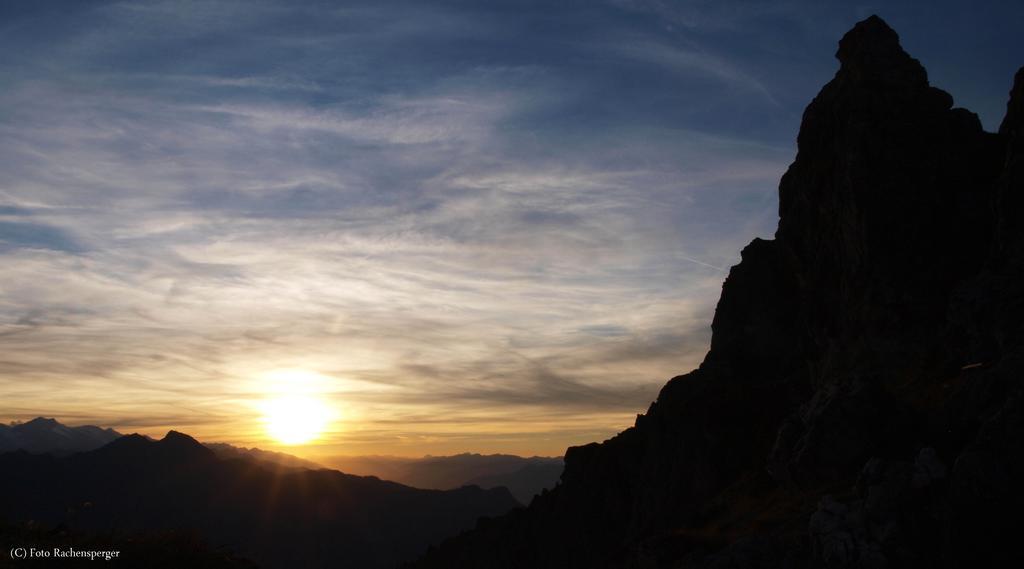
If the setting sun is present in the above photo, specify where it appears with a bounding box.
[257,369,337,445]
[262,395,333,445]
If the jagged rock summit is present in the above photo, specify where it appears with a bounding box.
[407,16,1024,569]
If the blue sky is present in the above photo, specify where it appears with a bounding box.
[1,0,1021,456]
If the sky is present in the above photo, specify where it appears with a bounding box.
[1,0,1022,458]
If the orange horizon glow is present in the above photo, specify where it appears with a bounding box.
[3,361,683,459]
[1,410,622,460]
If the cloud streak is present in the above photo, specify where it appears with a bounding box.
[1,0,1020,456]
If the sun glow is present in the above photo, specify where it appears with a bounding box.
[262,395,332,444]
[258,369,337,445]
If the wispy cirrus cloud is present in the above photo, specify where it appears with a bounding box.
[1,0,1020,456]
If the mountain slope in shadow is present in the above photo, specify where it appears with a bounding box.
[205,442,325,471]
[0,431,520,569]
[464,460,564,505]
[405,16,1024,569]
[329,454,564,504]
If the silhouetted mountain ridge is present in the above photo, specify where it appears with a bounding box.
[0,429,520,569]
[406,15,1024,569]
[204,442,325,471]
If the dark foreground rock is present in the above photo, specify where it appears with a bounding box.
[405,16,1024,569]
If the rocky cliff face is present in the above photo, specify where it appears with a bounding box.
[407,16,1024,569]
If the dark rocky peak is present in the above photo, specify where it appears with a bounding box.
[985,66,1024,351]
[773,15,1006,374]
[997,67,1024,238]
[405,18,1024,569]
[999,67,1024,138]
[835,15,927,88]
[161,429,200,445]
[21,417,60,428]
[87,430,215,467]
[151,431,214,462]
[159,430,215,459]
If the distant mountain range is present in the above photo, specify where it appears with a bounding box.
[0,419,562,506]
[0,430,520,569]
[0,417,563,507]
[329,454,563,504]
[0,417,121,455]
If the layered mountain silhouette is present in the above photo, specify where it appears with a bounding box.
[406,16,1024,569]
[0,417,121,455]
[0,431,519,569]
[0,416,558,504]
[205,442,325,471]
[328,454,563,504]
